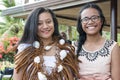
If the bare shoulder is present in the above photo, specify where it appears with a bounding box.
[112,43,120,55]
[111,42,120,63]
[13,68,23,80]
[111,42,120,79]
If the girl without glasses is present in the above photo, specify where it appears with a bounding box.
[13,7,80,80]
[76,3,120,80]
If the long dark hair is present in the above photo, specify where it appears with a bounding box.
[19,7,60,44]
[76,3,106,57]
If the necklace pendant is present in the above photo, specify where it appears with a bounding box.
[44,46,52,51]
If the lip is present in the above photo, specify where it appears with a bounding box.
[86,25,97,30]
[87,26,95,30]
[41,28,51,34]
[42,30,50,34]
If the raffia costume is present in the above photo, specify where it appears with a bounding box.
[14,38,80,80]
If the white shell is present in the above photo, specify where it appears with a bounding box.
[34,56,40,63]
[44,46,52,51]
[57,65,63,73]
[59,39,65,45]
[33,41,40,48]
[59,50,67,60]
[38,72,47,80]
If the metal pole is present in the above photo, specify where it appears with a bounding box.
[111,0,117,41]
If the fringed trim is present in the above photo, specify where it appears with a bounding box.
[14,40,80,80]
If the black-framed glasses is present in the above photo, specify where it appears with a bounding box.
[81,15,100,24]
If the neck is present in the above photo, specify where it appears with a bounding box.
[41,38,53,46]
[86,34,103,43]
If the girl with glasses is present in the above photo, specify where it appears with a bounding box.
[76,3,120,80]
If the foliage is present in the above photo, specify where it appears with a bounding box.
[59,25,78,41]
[0,0,24,64]
[0,0,24,38]
[2,0,15,7]
[0,36,19,63]
[103,31,120,45]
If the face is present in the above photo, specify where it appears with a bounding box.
[37,12,54,40]
[81,8,102,35]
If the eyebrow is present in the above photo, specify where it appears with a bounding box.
[82,15,99,18]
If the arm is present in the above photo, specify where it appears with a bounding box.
[111,44,120,80]
[13,68,23,80]
[13,43,31,80]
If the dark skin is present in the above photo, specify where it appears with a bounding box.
[80,8,120,80]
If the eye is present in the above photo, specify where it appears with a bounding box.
[92,16,97,20]
[91,16,100,21]
[84,18,89,21]
[46,20,52,24]
[38,22,42,26]
[81,17,89,22]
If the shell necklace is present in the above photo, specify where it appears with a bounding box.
[32,39,67,80]
[44,41,54,51]
[44,45,53,51]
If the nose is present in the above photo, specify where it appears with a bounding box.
[43,22,48,28]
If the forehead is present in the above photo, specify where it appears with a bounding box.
[81,8,99,18]
[39,12,52,20]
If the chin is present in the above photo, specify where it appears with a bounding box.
[42,35,52,39]
[88,32,99,36]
